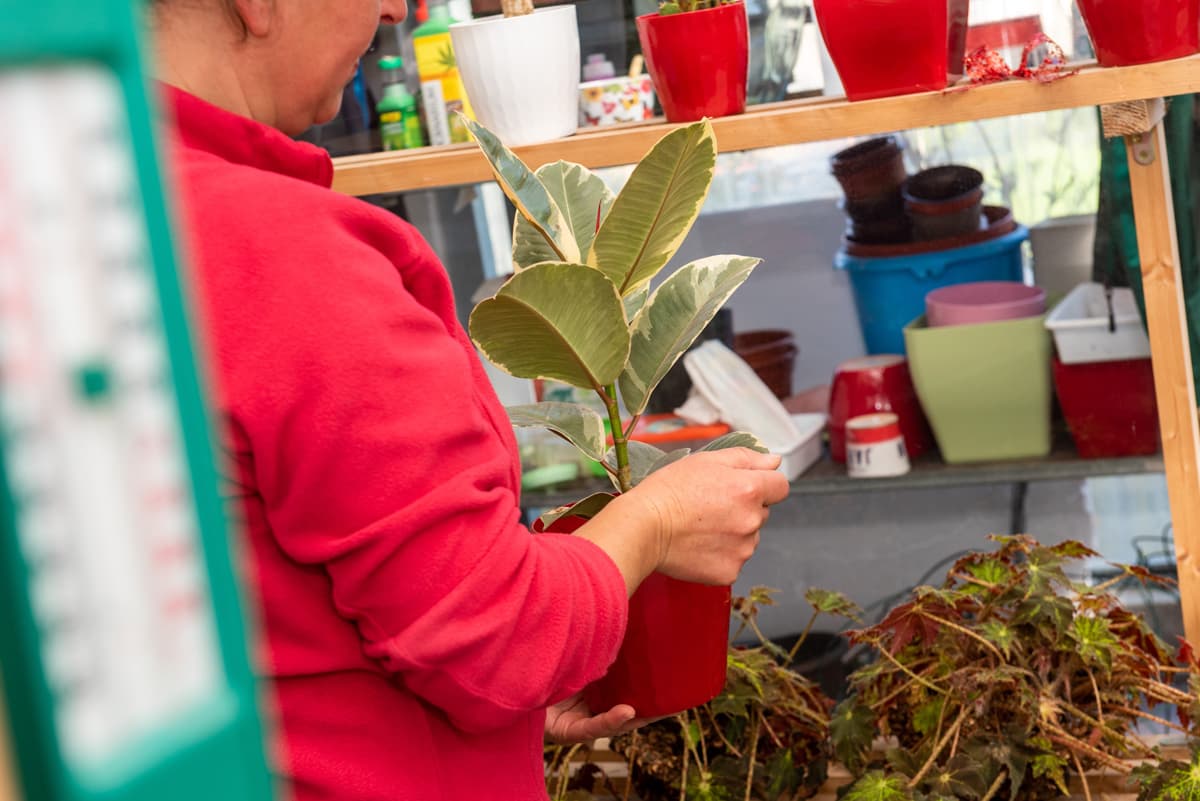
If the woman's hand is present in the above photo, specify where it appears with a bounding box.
[578,447,790,593]
[629,447,790,585]
[544,693,650,744]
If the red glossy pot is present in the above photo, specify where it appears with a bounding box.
[636,1,749,122]
[1076,0,1200,67]
[536,507,730,717]
[828,354,934,463]
[814,0,970,101]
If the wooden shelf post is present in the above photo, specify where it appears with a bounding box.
[1107,99,1200,644]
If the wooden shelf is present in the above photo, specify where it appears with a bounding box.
[331,55,1200,196]
[520,440,1165,509]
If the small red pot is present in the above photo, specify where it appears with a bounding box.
[636,1,749,122]
[1052,355,1160,458]
[1076,0,1200,68]
[537,506,730,717]
[814,0,970,101]
[828,354,934,463]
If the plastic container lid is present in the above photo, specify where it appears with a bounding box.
[379,55,405,70]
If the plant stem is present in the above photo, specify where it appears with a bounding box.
[600,383,632,491]
[919,611,1005,660]
[678,720,690,801]
[980,769,1008,801]
[1109,704,1193,737]
[1071,749,1093,801]
[1045,727,1134,773]
[555,743,583,800]
[705,705,743,758]
[744,712,761,801]
[873,645,947,696]
[908,706,970,790]
[622,731,638,801]
[787,610,821,664]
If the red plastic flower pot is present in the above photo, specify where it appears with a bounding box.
[1052,355,1160,458]
[814,0,970,101]
[636,1,749,122]
[536,507,731,718]
[1076,0,1200,67]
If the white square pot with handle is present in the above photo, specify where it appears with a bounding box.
[450,6,581,147]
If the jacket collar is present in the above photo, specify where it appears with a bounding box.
[163,83,334,188]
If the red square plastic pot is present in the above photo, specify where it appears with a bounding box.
[636,1,749,122]
[536,506,730,717]
[1052,355,1160,458]
[813,0,970,101]
[1076,0,1200,67]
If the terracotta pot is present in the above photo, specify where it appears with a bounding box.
[813,0,970,101]
[636,2,749,122]
[536,507,730,718]
[903,165,985,241]
[735,329,798,398]
[1076,0,1200,68]
[830,136,907,203]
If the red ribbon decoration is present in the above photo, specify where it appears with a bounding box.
[963,32,1078,86]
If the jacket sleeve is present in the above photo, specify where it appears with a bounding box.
[203,198,628,733]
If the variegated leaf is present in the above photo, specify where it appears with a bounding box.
[513,161,614,270]
[604,440,670,487]
[588,120,716,295]
[469,262,629,389]
[506,402,608,464]
[648,447,692,475]
[536,491,616,530]
[701,431,769,454]
[618,255,760,415]
[464,117,581,263]
[623,284,649,322]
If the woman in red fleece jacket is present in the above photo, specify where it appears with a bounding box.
[149,1,790,799]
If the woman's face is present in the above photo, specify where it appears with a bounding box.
[267,0,407,135]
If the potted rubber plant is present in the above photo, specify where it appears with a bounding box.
[465,115,764,718]
[827,535,1200,801]
[449,0,580,145]
[636,0,749,122]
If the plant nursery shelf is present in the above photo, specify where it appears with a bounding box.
[521,444,1165,509]
[330,55,1200,196]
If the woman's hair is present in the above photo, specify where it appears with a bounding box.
[151,0,249,38]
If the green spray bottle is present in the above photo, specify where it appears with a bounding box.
[377,55,425,150]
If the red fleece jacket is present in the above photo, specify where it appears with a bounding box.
[163,86,628,801]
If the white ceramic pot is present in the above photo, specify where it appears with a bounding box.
[450,6,581,147]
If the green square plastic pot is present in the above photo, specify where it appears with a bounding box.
[903,314,1053,463]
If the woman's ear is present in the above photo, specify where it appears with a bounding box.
[229,0,275,38]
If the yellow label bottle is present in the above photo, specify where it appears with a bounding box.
[412,0,474,146]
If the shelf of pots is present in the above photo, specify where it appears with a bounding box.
[330,54,1200,196]
[521,432,1165,509]
[333,50,1200,655]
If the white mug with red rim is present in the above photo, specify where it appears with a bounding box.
[845,412,911,478]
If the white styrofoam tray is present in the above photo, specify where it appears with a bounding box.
[1045,282,1150,364]
[681,341,824,481]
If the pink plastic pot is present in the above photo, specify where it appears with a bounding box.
[1076,0,1200,68]
[813,0,970,101]
[636,2,749,122]
[925,281,1046,327]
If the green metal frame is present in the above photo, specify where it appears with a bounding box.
[0,3,272,800]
